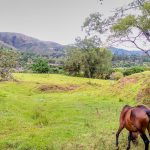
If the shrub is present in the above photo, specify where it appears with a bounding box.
[32,58,50,73]
[112,68,124,73]
[123,66,145,76]
[110,72,124,80]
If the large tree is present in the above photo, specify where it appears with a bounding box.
[0,49,19,81]
[65,47,82,76]
[83,0,150,56]
[65,37,112,78]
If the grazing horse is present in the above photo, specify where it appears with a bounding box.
[116,105,150,150]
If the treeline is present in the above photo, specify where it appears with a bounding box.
[1,0,150,81]
[0,44,150,81]
[112,54,150,68]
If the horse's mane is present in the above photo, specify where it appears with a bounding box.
[136,105,149,109]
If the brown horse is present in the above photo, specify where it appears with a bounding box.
[116,105,150,150]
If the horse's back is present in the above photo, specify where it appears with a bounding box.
[119,105,150,132]
[131,107,149,131]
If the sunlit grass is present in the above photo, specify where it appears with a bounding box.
[0,72,149,149]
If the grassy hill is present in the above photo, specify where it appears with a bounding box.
[0,72,149,150]
[112,71,150,104]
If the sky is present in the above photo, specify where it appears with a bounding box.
[0,0,132,45]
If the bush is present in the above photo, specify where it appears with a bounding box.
[123,66,145,76]
[32,58,50,73]
[112,68,124,73]
[110,72,124,80]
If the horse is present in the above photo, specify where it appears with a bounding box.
[116,105,150,150]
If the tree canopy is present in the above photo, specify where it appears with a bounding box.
[32,58,50,73]
[65,37,112,78]
[83,0,150,56]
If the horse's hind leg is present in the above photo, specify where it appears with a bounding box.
[147,124,150,138]
[139,132,149,150]
[126,132,132,150]
[116,126,124,149]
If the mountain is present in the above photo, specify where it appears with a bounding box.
[0,32,64,57]
[109,47,148,56]
[0,32,148,57]
[0,40,17,50]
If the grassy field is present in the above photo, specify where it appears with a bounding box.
[0,72,150,150]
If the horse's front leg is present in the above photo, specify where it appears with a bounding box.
[116,126,124,150]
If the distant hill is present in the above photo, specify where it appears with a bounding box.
[0,32,64,57]
[109,47,148,56]
[0,32,149,57]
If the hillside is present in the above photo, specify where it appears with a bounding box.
[0,32,64,56]
[0,32,149,58]
[112,71,150,105]
[109,47,149,56]
[0,72,149,149]
[0,40,17,50]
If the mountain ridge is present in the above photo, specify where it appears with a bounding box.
[109,47,146,56]
[0,32,148,57]
[0,32,64,57]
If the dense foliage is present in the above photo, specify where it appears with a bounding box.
[83,0,150,56]
[123,66,145,76]
[0,49,19,81]
[32,58,50,73]
[65,38,112,78]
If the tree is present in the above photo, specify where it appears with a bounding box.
[92,48,112,78]
[110,2,150,56]
[0,49,18,81]
[32,58,50,73]
[65,37,112,78]
[83,0,150,56]
[65,47,82,76]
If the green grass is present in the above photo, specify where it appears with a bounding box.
[0,72,149,150]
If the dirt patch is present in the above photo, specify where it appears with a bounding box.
[38,84,79,92]
[112,77,138,92]
[137,86,150,105]
[119,77,137,86]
